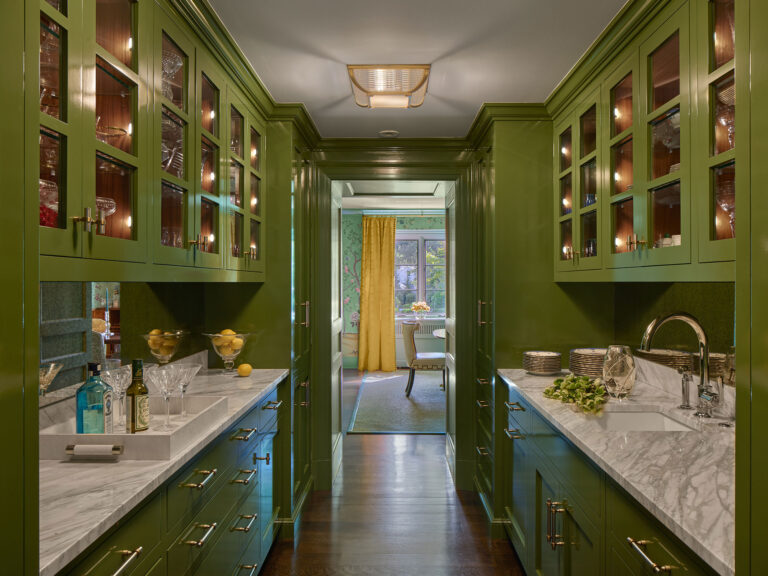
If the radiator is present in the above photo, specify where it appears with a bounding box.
[395,317,445,336]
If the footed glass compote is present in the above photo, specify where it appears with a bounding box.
[39,362,62,396]
[602,345,636,399]
[101,364,132,430]
[172,363,202,418]
[142,329,187,364]
[145,365,176,431]
[203,331,250,371]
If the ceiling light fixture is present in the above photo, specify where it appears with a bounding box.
[348,65,430,109]
[378,129,400,138]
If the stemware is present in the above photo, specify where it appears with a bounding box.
[173,363,202,418]
[39,362,62,396]
[602,345,636,399]
[145,365,176,431]
[101,364,132,429]
[203,332,250,372]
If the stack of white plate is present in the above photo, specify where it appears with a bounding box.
[523,351,562,376]
[693,352,728,379]
[569,348,607,378]
[634,348,694,372]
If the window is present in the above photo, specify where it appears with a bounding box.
[394,231,446,316]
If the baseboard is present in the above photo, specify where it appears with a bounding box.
[275,476,314,539]
[473,475,510,539]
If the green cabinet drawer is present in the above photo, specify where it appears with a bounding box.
[229,408,262,463]
[257,430,279,558]
[606,480,717,575]
[232,545,261,576]
[505,386,530,434]
[68,494,164,576]
[475,375,494,405]
[142,557,165,576]
[259,388,281,430]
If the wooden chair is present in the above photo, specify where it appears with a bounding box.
[401,321,446,397]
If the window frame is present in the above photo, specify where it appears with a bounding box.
[394,229,446,318]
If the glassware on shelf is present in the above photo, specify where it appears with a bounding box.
[39,362,62,396]
[200,199,217,254]
[201,73,218,135]
[142,329,186,364]
[580,211,598,258]
[201,137,218,195]
[204,331,250,372]
[651,182,681,246]
[651,32,680,110]
[96,0,134,68]
[172,363,202,418]
[580,105,597,158]
[713,71,735,155]
[231,212,243,258]
[559,127,572,171]
[602,345,636,398]
[712,0,735,70]
[229,161,243,208]
[611,73,633,136]
[230,106,243,156]
[250,176,261,215]
[40,15,63,119]
[95,57,135,153]
[580,160,597,208]
[160,182,185,248]
[651,109,681,180]
[612,198,634,254]
[145,365,175,431]
[612,137,633,195]
[559,174,572,216]
[560,220,573,261]
[161,34,185,108]
[250,127,261,170]
[96,153,134,239]
[161,108,185,178]
[713,162,736,240]
[101,364,131,429]
[249,220,260,260]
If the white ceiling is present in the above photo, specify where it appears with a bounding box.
[209,0,627,138]
[341,180,447,209]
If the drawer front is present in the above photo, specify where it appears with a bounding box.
[232,540,261,576]
[530,407,602,523]
[257,430,279,559]
[258,387,280,430]
[68,494,163,576]
[475,375,494,405]
[476,410,493,457]
[606,481,717,576]
[505,386,530,433]
[228,407,261,462]
[142,557,165,576]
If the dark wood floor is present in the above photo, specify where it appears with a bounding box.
[260,434,526,576]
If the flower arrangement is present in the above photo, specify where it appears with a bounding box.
[411,301,431,319]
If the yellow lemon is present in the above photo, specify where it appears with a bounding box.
[221,328,236,335]
[149,336,163,350]
[213,336,227,347]
[218,344,233,356]
[160,345,175,356]
[231,337,244,350]
[237,363,252,377]
[149,328,163,335]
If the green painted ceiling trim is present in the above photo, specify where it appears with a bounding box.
[466,103,551,147]
[271,103,322,147]
[544,0,668,118]
[318,138,471,151]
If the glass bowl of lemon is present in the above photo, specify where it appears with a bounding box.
[203,330,249,371]
[142,329,187,364]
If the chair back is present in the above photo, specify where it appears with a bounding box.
[401,321,420,367]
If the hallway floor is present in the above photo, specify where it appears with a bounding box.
[260,435,525,576]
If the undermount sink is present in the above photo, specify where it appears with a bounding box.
[595,411,694,432]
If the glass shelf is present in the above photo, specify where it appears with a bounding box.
[559,127,572,172]
[612,199,634,254]
[160,182,184,248]
[40,14,63,120]
[96,0,134,68]
[650,181,681,247]
[95,56,134,154]
[231,212,243,258]
[560,220,573,261]
[250,127,261,171]
[712,0,735,70]
[580,211,598,258]
[713,71,735,156]
[559,173,572,216]
[612,137,633,195]
[580,160,597,208]
[229,160,243,208]
[250,220,260,260]
[713,162,735,240]
[230,106,243,157]
[39,129,64,229]
[161,33,185,110]
[651,32,680,111]
[201,137,218,195]
[651,108,681,180]
[161,107,185,179]
[95,153,134,240]
[201,73,218,136]
[580,105,597,157]
[200,198,217,253]
[611,73,633,136]
[250,175,261,216]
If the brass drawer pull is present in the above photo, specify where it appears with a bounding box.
[239,564,258,576]
[476,378,490,385]
[253,452,270,465]
[505,401,526,412]
[184,523,217,547]
[504,428,525,440]
[627,537,673,573]
[477,300,487,326]
[72,207,98,233]
[180,468,217,490]
[263,400,283,411]
[475,446,489,457]
[546,499,552,544]
[110,547,143,576]
[299,380,310,388]
[550,501,565,549]
[299,401,310,407]
[476,399,490,408]
[231,513,258,533]
[232,428,257,442]
[232,469,257,485]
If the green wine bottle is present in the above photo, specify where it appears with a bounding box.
[125,359,149,433]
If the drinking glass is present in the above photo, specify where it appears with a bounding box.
[173,363,202,418]
[39,362,62,396]
[602,345,636,398]
[146,365,176,431]
[101,364,132,429]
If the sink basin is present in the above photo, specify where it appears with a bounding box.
[595,411,694,432]
[40,395,228,460]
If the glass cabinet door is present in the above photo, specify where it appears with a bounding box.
[573,91,603,271]
[152,14,195,266]
[697,0,736,262]
[246,122,265,273]
[555,121,575,272]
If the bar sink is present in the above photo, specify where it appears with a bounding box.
[595,411,694,432]
[40,395,228,460]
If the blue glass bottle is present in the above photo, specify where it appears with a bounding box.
[76,363,114,434]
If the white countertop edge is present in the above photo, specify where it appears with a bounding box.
[39,368,288,576]
[497,369,733,576]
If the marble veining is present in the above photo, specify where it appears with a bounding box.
[498,361,734,576]
[39,367,288,576]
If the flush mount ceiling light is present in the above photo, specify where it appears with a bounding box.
[347,65,430,109]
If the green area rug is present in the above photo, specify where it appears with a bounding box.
[348,370,446,434]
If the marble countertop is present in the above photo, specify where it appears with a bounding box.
[39,367,288,576]
[497,368,735,576]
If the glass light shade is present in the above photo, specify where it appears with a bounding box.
[348,65,430,108]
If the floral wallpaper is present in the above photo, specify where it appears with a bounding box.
[342,214,444,334]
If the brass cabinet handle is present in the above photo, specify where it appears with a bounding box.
[232,469,256,485]
[248,246,258,260]
[546,499,552,544]
[253,452,270,465]
[627,538,673,573]
[263,400,283,411]
[477,300,487,326]
[110,547,143,576]
[184,523,217,547]
[189,234,209,249]
[72,207,98,233]
[231,513,258,533]
[179,468,217,490]
[550,501,565,549]
[296,300,310,327]
[299,401,310,407]
[476,399,489,408]
[299,380,310,388]
[505,401,526,412]
[239,565,258,576]
[504,428,525,440]
[232,428,257,442]
[476,378,490,385]
[475,446,489,457]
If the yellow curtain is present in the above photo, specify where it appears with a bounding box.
[358,216,397,372]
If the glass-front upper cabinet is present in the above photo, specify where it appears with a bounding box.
[638,7,691,266]
[153,13,196,266]
[697,0,735,261]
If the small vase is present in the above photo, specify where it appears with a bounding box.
[602,345,636,398]
[413,311,425,321]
